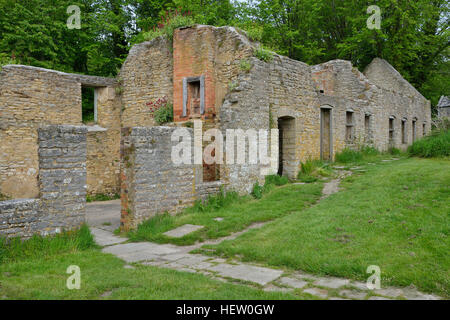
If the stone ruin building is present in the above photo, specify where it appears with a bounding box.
[0,25,431,237]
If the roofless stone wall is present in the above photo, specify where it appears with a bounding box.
[0,125,87,239]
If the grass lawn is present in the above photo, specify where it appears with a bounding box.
[202,158,450,297]
[0,228,307,300]
[128,182,323,245]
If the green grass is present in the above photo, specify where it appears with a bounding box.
[128,182,323,246]
[205,158,450,297]
[408,129,450,158]
[297,159,333,182]
[0,227,308,300]
[86,193,120,203]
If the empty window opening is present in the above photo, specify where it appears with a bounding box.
[412,119,417,142]
[401,119,407,144]
[320,108,332,161]
[345,111,354,142]
[82,87,97,124]
[389,118,394,141]
[423,123,426,136]
[364,114,371,142]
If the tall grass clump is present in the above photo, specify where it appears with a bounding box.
[408,129,450,158]
[297,159,332,182]
[192,187,240,213]
[334,148,363,163]
[0,224,95,264]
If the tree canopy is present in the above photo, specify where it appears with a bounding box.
[0,0,448,109]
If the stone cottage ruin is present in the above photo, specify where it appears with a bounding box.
[0,25,431,237]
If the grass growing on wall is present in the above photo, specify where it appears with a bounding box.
[86,193,120,203]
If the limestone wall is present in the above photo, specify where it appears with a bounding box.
[0,65,119,199]
[120,127,196,230]
[0,65,82,199]
[0,125,87,239]
[119,37,173,127]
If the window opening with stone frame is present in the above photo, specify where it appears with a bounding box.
[423,123,426,137]
[412,118,417,142]
[345,111,355,142]
[182,76,205,118]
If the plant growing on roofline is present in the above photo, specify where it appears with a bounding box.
[146,96,173,125]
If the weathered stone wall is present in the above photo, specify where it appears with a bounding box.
[0,65,81,199]
[312,59,431,153]
[0,125,87,239]
[120,127,196,230]
[0,65,119,199]
[119,37,173,127]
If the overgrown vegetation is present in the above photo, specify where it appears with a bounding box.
[0,224,95,264]
[252,175,289,199]
[134,10,194,45]
[147,96,173,125]
[192,188,239,213]
[297,160,333,182]
[86,193,120,203]
[334,146,387,164]
[408,129,450,158]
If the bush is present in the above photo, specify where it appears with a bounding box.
[408,129,450,158]
[0,224,95,263]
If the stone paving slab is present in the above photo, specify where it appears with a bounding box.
[303,287,328,299]
[102,242,179,256]
[91,227,127,246]
[163,224,204,238]
[207,263,283,286]
[314,277,350,289]
[339,289,368,300]
[277,277,308,289]
[116,251,161,263]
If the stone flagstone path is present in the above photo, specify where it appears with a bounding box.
[88,166,442,300]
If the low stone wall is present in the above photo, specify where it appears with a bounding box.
[196,181,223,201]
[0,125,87,239]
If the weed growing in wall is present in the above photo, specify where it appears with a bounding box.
[135,9,194,45]
[147,96,173,125]
[239,59,252,72]
[254,46,274,62]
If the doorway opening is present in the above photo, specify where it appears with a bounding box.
[277,116,296,179]
[320,107,332,161]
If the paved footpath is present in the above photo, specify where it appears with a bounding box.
[90,226,441,300]
[88,165,442,300]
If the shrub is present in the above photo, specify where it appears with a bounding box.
[408,129,450,158]
[335,148,363,163]
[254,47,274,62]
[388,147,402,155]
